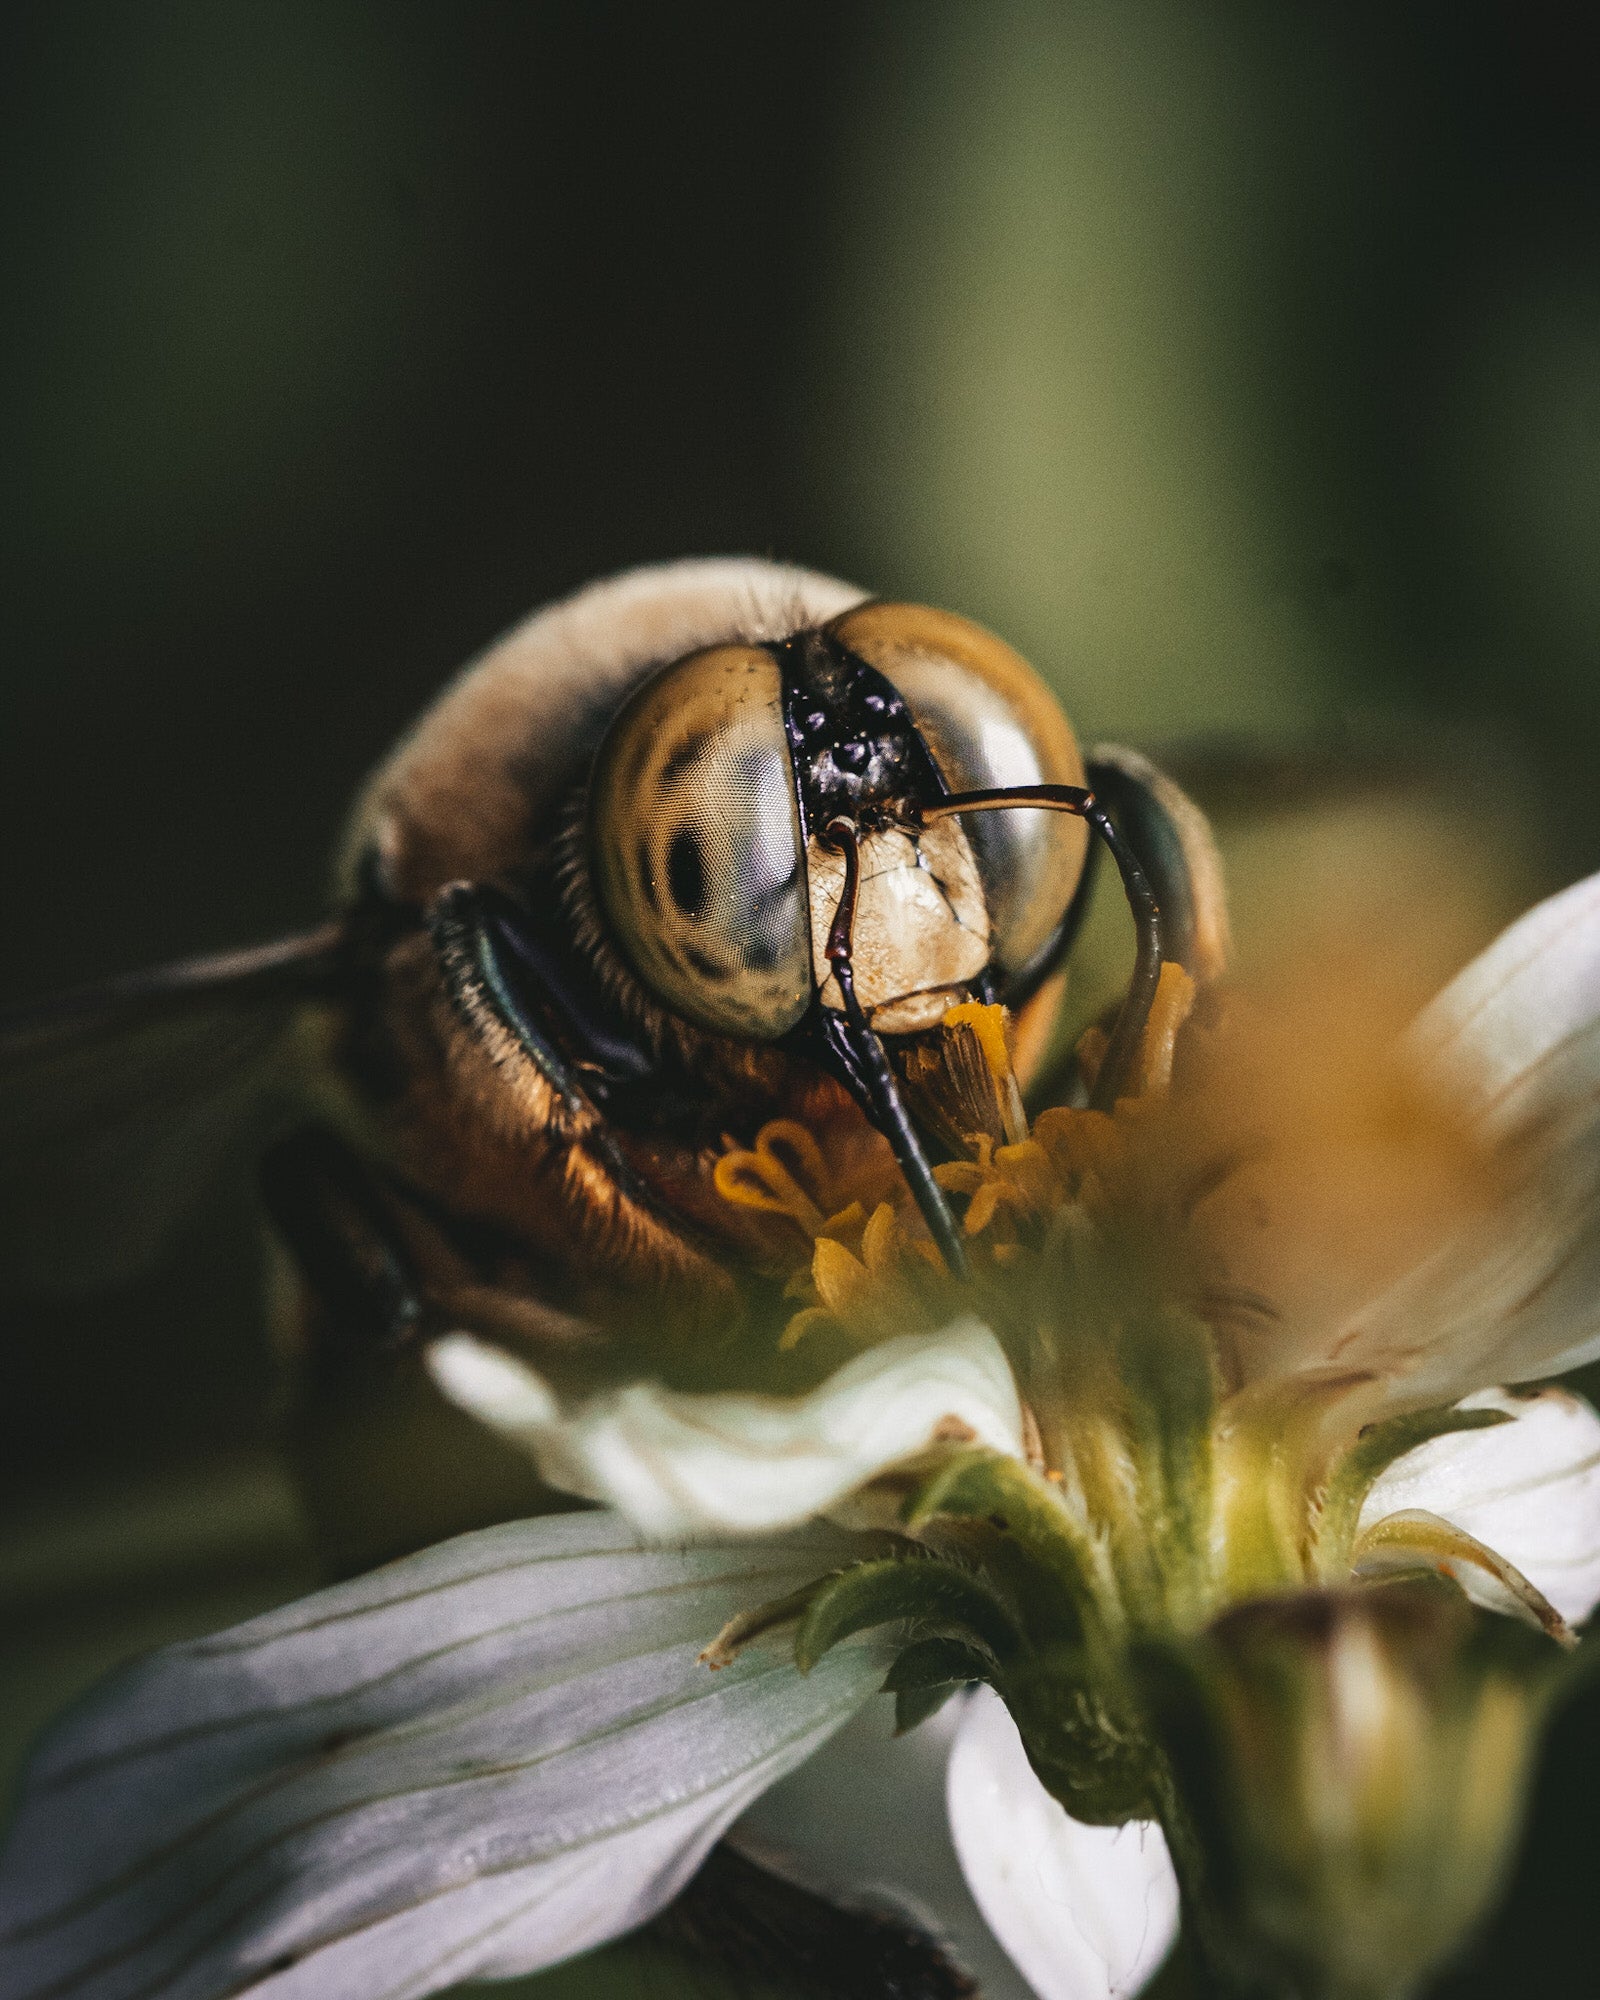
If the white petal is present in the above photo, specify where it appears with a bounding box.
[427,1331,560,1428]
[1360,1387,1600,1626]
[946,1687,1178,2000]
[428,1320,1026,1538]
[0,1511,887,2000]
[1326,1178,1600,1403]
[733,1694,1038,2000]
[1330,871,1600,1395]
[1405,868,1600,1129]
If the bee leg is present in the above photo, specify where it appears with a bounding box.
[258,1123,430,1367]
[428,881,703,1234]
[918,783,1167,1112]
[1005,751,1227,1114]
[260,1123,566,1577]
[1087,745,1230,987]
[648,1843,977,2000]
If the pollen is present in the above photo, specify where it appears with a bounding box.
[711,1120,833,1236]
[713,967,1209,1355]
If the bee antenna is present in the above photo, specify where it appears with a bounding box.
[919,785,1165,1110]
[819,818,971,1280]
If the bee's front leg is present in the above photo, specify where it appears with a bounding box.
[259,1123,432,1364]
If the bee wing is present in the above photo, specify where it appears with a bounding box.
[0,926,344,1294]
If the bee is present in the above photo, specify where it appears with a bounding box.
[1,559,1224,1382]
[0,557,1226,1999]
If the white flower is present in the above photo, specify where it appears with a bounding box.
[7,871,1600,2000]
[425,1319,1027,1538]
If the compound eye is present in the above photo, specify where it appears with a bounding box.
[829,602,1089,981]
[588,645,811,1040]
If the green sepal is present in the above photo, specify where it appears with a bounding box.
[1114,1304,1222,1626]
[1001,1652,1155,1826]
[882,1634,995,1733]
[699,1580,826,1669]
[1313,1404,1512,1578]
[902,1448,1112,1642]
[882,1633,998,1691]
[893,1681,962,1734]
[793,1554,1023,1673]
[1213,1370,1375,1602]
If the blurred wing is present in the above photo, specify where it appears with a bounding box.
[0,927,343,1294]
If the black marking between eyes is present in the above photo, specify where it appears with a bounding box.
[774,628,949,838]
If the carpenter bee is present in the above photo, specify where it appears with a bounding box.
[0,558,1226,2000]
[1,560,1224,1386]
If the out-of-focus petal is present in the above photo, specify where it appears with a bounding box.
[0,1512,886,2000]
[734,1694,1037,2000]
[1360,1386,1600,1627]
[946,1687,1179,2000]
[1329,871,1600,1397]
[428,1321,1026,1539]
[1405,868,1600,1128]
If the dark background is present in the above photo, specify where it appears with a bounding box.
[2,6,1598,1996]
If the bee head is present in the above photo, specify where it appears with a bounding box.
[341,563,1115,1278]
[586,600,1090,1045]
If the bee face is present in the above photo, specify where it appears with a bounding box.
[585,596,1089,1044]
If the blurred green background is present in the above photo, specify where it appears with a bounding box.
[3,4,1599,1995]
